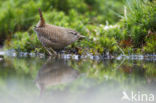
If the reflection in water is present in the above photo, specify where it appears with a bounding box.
[0,57,155,103]
[35,58,79,95]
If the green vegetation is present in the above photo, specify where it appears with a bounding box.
[0,0,155,54]
[119,0,156,50]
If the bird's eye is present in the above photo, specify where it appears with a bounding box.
[71,32,77,35]
[69,31,77,35]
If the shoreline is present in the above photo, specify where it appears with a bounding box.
[0,50,156,61]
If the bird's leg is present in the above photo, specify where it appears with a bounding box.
[43,47,53,56]
[49,48,57,55]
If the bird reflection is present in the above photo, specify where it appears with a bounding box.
[35,58,79,96]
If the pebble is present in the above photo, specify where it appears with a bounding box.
[0,51,5,56]
[1,50,156,61]
[0,55,4,61]
[72,55,79,60]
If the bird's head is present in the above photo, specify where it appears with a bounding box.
[68,30,86,42]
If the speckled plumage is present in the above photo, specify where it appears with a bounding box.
[34,8,85,55]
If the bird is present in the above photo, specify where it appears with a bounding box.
[33,8,85,55]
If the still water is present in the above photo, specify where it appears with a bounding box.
[0,54,156,103]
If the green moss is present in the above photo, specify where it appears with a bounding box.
[120,0,156,47]
[144,35,156,53]
[1,0,156,54]
[5,32,43,53]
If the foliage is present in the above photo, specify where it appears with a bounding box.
[1,0,156,54]
[5,32,42,52]
[120,0,156,47]
[0,0,41,44]
[144,35,156,53]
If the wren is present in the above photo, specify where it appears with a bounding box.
[34,8,85,55]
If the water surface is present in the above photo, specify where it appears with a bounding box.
[0,55,155,103]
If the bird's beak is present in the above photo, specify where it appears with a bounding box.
[79,35,86,40]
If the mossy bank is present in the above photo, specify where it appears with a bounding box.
[1,0,156,55]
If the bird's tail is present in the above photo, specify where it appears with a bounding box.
[38,8,45,27]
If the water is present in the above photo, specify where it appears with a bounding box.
[0,54,156,103]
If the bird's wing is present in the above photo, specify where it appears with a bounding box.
[43,25,66,43]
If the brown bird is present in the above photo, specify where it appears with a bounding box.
[34,8,85,55]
